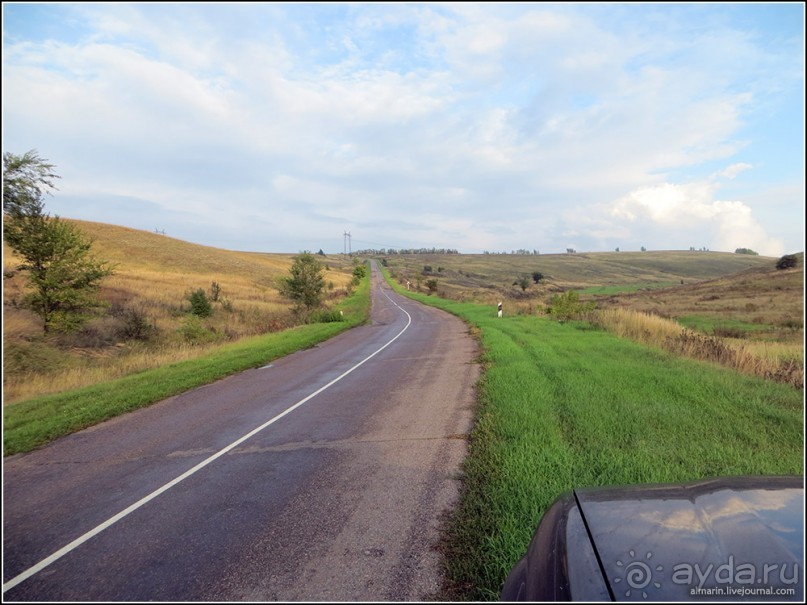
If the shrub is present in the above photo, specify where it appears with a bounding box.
[119,305,157,341]
[545,291,595,321]
[178,315,218,344]
[210,281,221,302]
[188,288,212,317]
[776,254,798,270]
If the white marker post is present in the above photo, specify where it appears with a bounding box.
[497,302,503,318]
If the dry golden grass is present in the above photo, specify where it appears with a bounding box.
[3,342,222,402]
[384,250,775,301]
[591,307,803,388]
[3,220,359,404]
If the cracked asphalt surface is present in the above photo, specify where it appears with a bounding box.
[3,261,480,601]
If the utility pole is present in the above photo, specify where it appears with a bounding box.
[343,231,351,256]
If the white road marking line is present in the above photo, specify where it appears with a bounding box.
[3,284,412,594]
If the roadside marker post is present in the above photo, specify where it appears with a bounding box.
[497,302,503,318]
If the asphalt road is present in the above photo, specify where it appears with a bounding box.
[2,261,480,601]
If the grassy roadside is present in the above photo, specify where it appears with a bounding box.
[380,266,804,600]
[3,275,371,456]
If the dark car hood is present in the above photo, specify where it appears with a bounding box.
[574,476,804,601]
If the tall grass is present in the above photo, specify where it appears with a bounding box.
[592,308,804,388]
[3,274,371,455]
[380,268,804,600]
[4,229,359,404]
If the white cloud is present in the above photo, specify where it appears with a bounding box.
[714,163,753,180]
[607,182,785,256]
[2,3,802,254]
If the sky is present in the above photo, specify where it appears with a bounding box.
[2,2,804,256]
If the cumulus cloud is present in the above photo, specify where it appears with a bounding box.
[608,181,785,256]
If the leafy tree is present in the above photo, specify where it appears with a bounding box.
[734,248,759,255]
[776,254,798,270]
[279,251,325,312]
[3,150,113,333]
[517,276,530,291]
[425,278,439,294]
[532,271,544,284]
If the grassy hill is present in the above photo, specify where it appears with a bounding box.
[3,219,801,404]
[382,250,776,302]
[593,253,804,344]
[3,220,357,404]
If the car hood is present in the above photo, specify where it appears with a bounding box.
[574,476,804,601]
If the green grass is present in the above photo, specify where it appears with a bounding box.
[3,275,371,456]
[678,314,772,335]
[381,267,804,600]
[580,281,680,295]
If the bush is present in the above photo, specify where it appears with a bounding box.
[776,254,798,270]
[188,288,212,317]
[178,315,218,344]
[119,305,157,341]
[546,291,595,321]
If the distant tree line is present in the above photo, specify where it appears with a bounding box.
[355,247,459,255]
[482,249,540,255]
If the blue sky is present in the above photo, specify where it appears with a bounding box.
[2,2,804,255]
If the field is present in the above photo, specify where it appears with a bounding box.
[384,251,804,388]
[380,269,804,600]
[382,250,775,301]
[3,220,358,403]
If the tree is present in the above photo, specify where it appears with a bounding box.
[735,248,759,255]
[517,276,530,291]
[425,278,439,294]
[279,251,325,312]
[188,288,212,317]
[532,271,544,284]
[3,150,113,333]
